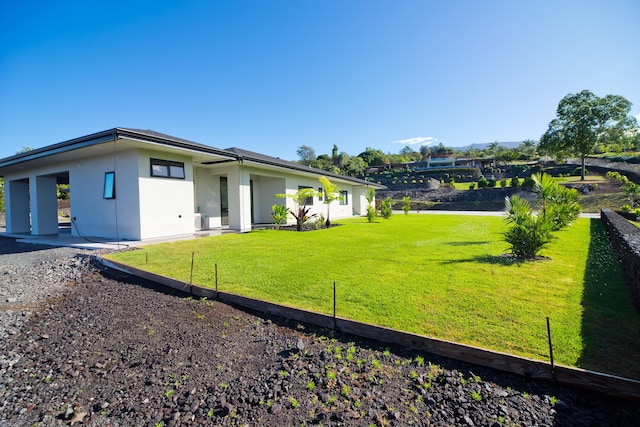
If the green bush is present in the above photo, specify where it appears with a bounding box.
[500,178,508,188]
[366,205,376,222]
[504,173,582,259]
[380,197,393,219]
[449,178,456,186]
[469,183,476,190]
[271,204,289,229]
[523,177,535,188]
[504,195,554,259]
[487,179,497,188]
[511,176,521,190]
[572,167,587,176]
[477,176,489,189]
[402,196,411,215]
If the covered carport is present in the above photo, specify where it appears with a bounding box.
[5,171,69,236]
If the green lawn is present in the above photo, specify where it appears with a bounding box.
[106,215,640,379]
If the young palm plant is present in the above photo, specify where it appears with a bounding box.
[319,176,342,227]
[365,187,376,223]
[504,195,554,259]
[504,173,581,260]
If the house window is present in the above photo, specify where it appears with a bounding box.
[318,187,324,202]
[150,158,185,179]
[298,186,313,205]
[339,191,348,205]
[103,171,116,199]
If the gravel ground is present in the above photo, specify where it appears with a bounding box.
[1,236,639,426]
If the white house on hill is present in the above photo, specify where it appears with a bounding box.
[0,128,383,240]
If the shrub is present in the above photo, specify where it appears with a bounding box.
[477,176,489,189]
[522,177,535,188]
[366,205,376,222]
[380,197,393,219]
[504,173,582,259]
[500,178,508,188]
[402,196,411,215]
[511,176,521,190]
[449,178,456,186]
[504,195,554,259]
[271,204,289,229]
[572,167,587,176]
[487,179,497,188]
[469,183,476,190]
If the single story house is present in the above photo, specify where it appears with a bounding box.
[0,128,384,240]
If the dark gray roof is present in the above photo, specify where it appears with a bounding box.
[225,147,383,188]
[0,128,385,188]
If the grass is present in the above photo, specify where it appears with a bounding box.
[106,215,640,379]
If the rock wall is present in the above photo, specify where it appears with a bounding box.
[600,209,640,314]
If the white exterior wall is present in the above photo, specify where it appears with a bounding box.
[351,186,370,216]
[194,167,221,229]
[5,179,30,233]
[70,150,141,240]
[137,150,195,239]
[249,174,286,224]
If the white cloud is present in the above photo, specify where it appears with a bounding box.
[393,136,437,145]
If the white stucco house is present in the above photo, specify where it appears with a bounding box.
[0,128,384,241]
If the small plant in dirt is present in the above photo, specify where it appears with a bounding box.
[471,391,482,402]
[288,396,299,409]
[341,384,351,397]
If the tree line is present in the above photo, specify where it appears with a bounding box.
[295,140,541,177]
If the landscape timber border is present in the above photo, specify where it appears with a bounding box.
[97,256,640,401]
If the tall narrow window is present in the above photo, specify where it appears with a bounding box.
[103,171,116,199]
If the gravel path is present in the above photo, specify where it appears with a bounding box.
[0,236,639,426]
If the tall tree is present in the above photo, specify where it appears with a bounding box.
[296,145,317,167]
[331,144,339,166]
[539,90,638,180]
[487,142,500,158]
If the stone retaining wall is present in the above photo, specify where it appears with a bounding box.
[600,209,640,314]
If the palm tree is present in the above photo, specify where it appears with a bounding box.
[319,176,342,227]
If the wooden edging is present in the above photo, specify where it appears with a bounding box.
[97,256,640,401]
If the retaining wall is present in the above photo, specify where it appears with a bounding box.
[600,209,640,313]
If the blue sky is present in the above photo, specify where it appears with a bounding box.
[1,0,639,161]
